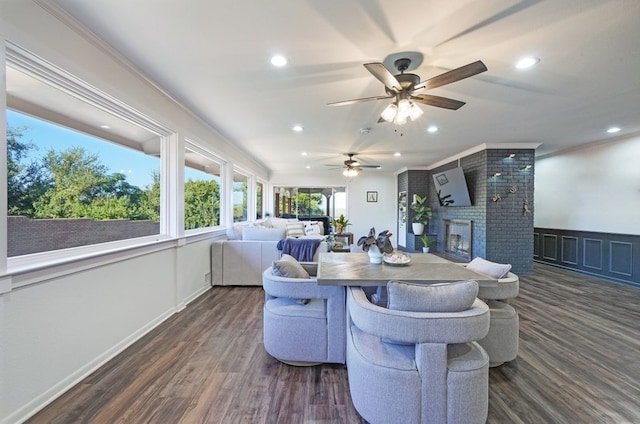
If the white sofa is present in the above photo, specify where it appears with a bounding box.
[211,220,328,286]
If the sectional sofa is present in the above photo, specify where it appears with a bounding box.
[211,217,329,286]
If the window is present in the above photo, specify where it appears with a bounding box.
[6,109,162,256]
[5,44,171,258]
[274,186,346,218]
[232,170,248,222]
[184,142,222,230]
[256,181,264,219]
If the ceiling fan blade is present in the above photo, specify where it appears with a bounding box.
[413,60,487,91]
[327,95,393,107]
[359,165,382,169]
[410,94,466,110]
[364,62,403,93]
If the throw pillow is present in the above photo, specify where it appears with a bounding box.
[466,257,512,279]
[272,254,310,279]
[387,280,478,312]
[286,221,305,238]
[304,221,322,236]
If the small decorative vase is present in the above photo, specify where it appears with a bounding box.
[368,244,383,264]
[336,224,344,234]
[412,222,424,235]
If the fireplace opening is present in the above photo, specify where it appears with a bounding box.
[443,219,472,261]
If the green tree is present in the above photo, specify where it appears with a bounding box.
[233,181,247,222]
[184,179,220,229]
[297,191,323,215]
[6,126,51,217]
[32,146,158,221]
[138,170,161,221]
[34,147,111,218]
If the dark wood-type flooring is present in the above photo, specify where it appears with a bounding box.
[27,263,640,423]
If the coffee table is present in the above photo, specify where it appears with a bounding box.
[317,252,498,286]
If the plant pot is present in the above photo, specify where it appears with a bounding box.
[422,247,430,253]
[336,224,344,234]
[412,222,424,235]
[368,245,383,264]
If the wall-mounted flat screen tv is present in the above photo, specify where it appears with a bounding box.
[433,167,472,206]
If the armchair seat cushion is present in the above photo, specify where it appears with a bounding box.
[447,343,490,372]
[351,323,488,373]
[350,324,416,371]
[265,297,325,319]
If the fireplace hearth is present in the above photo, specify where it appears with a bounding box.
[443,219,472,261]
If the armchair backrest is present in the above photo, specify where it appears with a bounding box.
[347,286,489,345]
[262,266,345,302]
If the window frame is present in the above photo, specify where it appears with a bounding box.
[183,139,225,234]
[4,41,176,273]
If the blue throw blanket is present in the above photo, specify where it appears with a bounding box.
[277,238,321,262]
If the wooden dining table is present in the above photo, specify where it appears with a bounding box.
[316,252,498,286]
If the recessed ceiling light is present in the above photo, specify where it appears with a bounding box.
[607,126,621,133]
[516,57,540,69]
[271,55,287,67]
[301,152,307,156]
[427,125,438,133]
[305,165,311,169]
[100,124,110,129]
[394,152,401,157]
[292,125,303,132]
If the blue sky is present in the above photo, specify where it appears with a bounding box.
[7,109,160,188]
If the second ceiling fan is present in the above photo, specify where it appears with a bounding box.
[328,57,487,125]
[326,153,381,177]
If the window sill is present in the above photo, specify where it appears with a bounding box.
[4,229,225,290]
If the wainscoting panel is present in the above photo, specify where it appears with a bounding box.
[610,242,633,277]
[534,228,639,287]
[584,238,603,271]
[542,234,558,261]
[562,236,578,265]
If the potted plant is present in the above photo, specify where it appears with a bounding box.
[410,194,432,235]
[418,234,431,253]
[332,214,351,234]
[357,227,393,264]
[324,234,335,250]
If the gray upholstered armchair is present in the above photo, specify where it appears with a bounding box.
[346,282,490,424]
[262,258,346,365]
[464,257,520,366]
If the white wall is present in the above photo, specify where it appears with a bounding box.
[270,171,398,246]
[4,250,177,422]
[0,2,243,422]
[535,133,640,235]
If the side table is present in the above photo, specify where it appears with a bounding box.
[334,232,353,246]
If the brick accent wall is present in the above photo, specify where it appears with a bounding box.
[398,170,431,251]
[7,216,159,257]
[398,148,535,275]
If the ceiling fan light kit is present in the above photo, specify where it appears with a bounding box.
[329,56,487,126]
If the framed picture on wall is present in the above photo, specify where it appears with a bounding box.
[367,191,378,202]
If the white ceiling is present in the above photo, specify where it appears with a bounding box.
[44,0,640,174]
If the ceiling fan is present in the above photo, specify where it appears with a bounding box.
[328,57,487,125]
[326,153,381,177]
